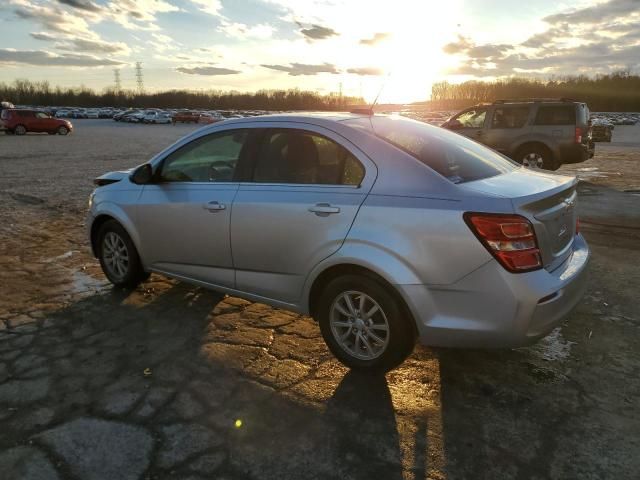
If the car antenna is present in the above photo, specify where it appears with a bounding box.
[350,71,391,116]
[369,71,391,115]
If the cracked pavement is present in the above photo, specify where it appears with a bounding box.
[0,120,639,479]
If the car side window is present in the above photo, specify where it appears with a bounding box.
[18,111,33,118]
[491,107,530,129]
[159,130,248,183]
[252,129,364,186]
[534,106,576,125]
[453,109,487,128]
[35,112,48,119]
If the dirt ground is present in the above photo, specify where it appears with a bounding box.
[0,120,639,480]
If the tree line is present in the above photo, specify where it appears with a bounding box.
[430,72,640,111]
[0,79,364,111]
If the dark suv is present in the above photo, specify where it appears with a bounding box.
[442,99,594,170]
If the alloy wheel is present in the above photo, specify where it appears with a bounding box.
[102,231,130,281]
[330,290,390,360]
[522,152,544,169]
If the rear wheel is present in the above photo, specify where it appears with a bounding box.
[317,274,416,371]
[515,144,559,171]
[14,125,26,135]
[97,220,149,288]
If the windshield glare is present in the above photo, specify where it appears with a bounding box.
[347,116,517,184]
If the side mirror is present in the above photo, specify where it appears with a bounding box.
[130,164,153,185]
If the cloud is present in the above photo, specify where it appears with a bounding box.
[543,0,639,25]
[442,35,474,55]
[59,38,130,55]
[30,32,58,42]
[346,67,384,76]
[261,62,339,76]
[105,0,180,31]
[219,21,275,40]
[298,24,338,40]
[359,32,390,45]
[56,0,101,13]
[189,0,223,16]
[176,66,241,75]
[521,25,569,48]
[29,30,129,55]
[12,1,94,36]
[0,48,125,67]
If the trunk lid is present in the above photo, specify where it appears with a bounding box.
[461,169,578,271]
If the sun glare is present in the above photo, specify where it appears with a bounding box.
[335,0,463,104]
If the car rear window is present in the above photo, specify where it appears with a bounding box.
[534,106,576,125]
[346,116,517,184]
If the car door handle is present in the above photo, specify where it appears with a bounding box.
[308,203,340,216]
[203,201,226,212]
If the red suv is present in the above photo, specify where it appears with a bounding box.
[1,109,73,135]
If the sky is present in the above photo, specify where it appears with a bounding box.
[0,0,639,103]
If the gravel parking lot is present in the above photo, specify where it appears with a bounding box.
[0,119,639,480]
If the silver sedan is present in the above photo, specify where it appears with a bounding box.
[87,113,590,370]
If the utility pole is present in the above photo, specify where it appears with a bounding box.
[113,69,122,92]
[135,61,144,95]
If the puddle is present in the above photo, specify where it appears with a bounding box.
[526,328,576,362]
[44,250,77,263]
[72,270,110,294]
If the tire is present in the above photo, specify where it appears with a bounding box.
[97,220,149,288]
[514,144,559,171]
[57,126,69,135]
[316,274,416,371]
[14,125,27,135]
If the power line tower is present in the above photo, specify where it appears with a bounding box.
[113,69,122,92]
[135,61,144,94]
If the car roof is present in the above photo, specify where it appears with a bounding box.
[213,111,373,128]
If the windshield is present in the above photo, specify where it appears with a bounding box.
[345,116,517,184]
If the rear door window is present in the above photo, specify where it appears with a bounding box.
[252,129,364,186]
[534,106,576,125]
[361,117,516,184]
[491,107,530,129]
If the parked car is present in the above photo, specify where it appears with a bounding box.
[171,111,200,123]
[0,101,14,130]
[442,98,594,170]
[88,113,589,370]
[1,109,73,135]
[143,111,171,124]
[198,113,222,124]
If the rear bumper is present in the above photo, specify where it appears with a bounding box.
[399,233,590,348]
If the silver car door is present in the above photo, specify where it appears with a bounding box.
[230,123,376,304]
[136,129,252,288]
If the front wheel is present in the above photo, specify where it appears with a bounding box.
[57,126,69,135]
[97,220,149,288]
[317,275,416,371]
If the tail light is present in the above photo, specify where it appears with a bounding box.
[575,127,583,144]
[464,213,542,273]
